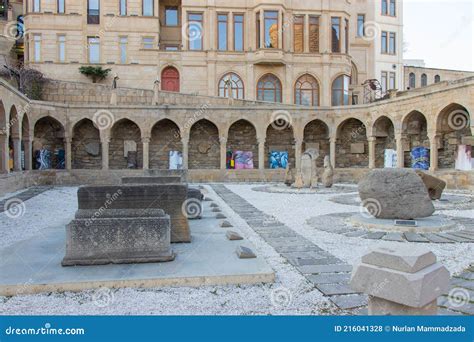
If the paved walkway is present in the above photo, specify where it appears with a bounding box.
[0,186,52,213]
[212,184,474,315]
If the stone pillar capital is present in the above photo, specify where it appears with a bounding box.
[367,136,377,143]
[141,136,151,144]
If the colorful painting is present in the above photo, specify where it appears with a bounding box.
[226,150,234,169]
[234,151,254,169]
[269,151,288,169]
[36,149,51,170]
[411,147,430,170]
[169,151,183,170]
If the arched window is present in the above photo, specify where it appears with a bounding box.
[218,73,244,99]
[161,66,180,92]
[257,74,282,103]
[421,73,428,87]
[294,74,319,106]
[409,72,416,88]
[331,75,350,106]
[434,75,441,83]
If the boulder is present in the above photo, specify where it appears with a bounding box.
[415,170,446,200]
[358,169,435,219]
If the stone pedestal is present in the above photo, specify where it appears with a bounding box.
[62,208,174,266]
[77,184,191,243]
[350,246,450,315]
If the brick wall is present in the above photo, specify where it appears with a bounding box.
[33,117,66,169]
[227,120,259,168]
[109,120,143,169]
[188,120,220,169]
[150,119,182,169]
[336,119,369,168]
[303,120,330,167]
[72,119,102,169]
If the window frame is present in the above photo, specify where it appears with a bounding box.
[294,74,320,106]
[33,0,41,13]
[57,0,65,14]
[331,17,341,53]
[257,73,282,103]
[87,36,100,64]
[187,12,204,50]
[421,73,428,87]
[218,72,245,99]
[331,74,350,106]
[308,15,320,53]
[119,0,127,16]
[142,0,154,17]
[142,36,155,49]
[57,34,66,63]
[87,0,100,25]
[233,13,244,52]
[217,13,229,51]
[119,36,127,64]
[389,71,396,90]
[263,10,279,49]
[434,75,441,83]
[293,14,304,53]
[165,6,179,26]
[357,14,365,37]
[33,34,41,62]
[409,72,416,88]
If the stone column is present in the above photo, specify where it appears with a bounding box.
[181,137,189,170]
[65,137,72,171]
[101,137,110,170]
[295,139,303,171]
[258,138,265,170]
[395,133,405,168]
[330,136,337,169]
[351,246,449,315]
[0,133,8,173]
[429,134,439,172]
[23,136,33,171]
[304,14,310,53]
[12,137,22,171]
[368,136,376,169]
[142,137,150,170]
[220,136,228,170]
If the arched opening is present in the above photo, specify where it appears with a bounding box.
[295,74,319,106]
[265,122,295,169]
[373,116,396,168]
[33,116,66,170]
[409,73,416,88]
[0,101,7,173]
[109,119,142,169]
[161,66,180,92]
[332,75,350,106]
[436,104,472,170]
[226,120,258,169]
[150,119,183,170]
[434,75,441,83]
[421,73,428,87]
[72,119,101,169]
[402,111,429,168]
[303,119,329,167]
[189,119,220,169]
[257,74,282,103]
[21,114,30,171]
[218,73,244,100]
[336,118,368,168]
[8,106,20,171]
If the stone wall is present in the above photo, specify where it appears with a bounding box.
[265,126,296,169]
[438,128,472,169]
[188,120,220,169]
[227,120,259,168]
[303,120,330,167]
[109,120,143,169]
[403,114,429,167]
[336,119,369,168]
[150,119,182,170]
[72,120,102,169]
[33,117,66,169]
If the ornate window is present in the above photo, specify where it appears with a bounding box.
[331,75,350,106]
[218,73,244,99]
[257,74,282,103]
[295,74,319,106]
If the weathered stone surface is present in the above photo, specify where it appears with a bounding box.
[85,142,100,156]
[77,184,190,243]
[220,220,233,228]
[358,169,435,219]
[122,176,182,184]
[212,207,221,212]
[226,231,243,240]
[236,246,256,259]
[210,203,219,208]
[62,208,175,266]
[361,246,437,273]
[415,170,447,200]
[216,213,227,219]
[321,156,334,188]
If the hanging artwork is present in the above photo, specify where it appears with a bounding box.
[384,149,397,168]
[411,147,429,170]
[37,148,52,170]
[234,151,254,169]
[455,145,472,171]
[269,151,288,169]
[226,150,234,169]
[169,151,183,170]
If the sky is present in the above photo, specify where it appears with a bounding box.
[403,0,474,71]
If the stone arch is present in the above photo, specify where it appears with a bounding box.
[72,119,102,169]
[372,116,396,168]
[150,119,183,170]
[436,103,472,169]
[109,118,142,169]
[8,106,20,171]
[21,113,30,171]
[402,111,429,168]
[0,100,7,173]
[336,118,368,168]
[33,116,66,170]
[189,119,220,169]
[227,119,258,169]
[303,119,329,167]
[265,121,295,169]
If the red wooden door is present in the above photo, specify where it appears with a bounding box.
[161,67,180,92]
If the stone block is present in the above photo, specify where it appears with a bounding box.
[220,220,233,228]
[350,143,365,154]
[361,246,436,273]
[122,176,182,184]
[415,170,446,200]
[236,246,256,259]
[226,231,243,240]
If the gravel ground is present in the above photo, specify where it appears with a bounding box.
[0,185,338,316]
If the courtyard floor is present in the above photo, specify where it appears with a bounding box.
[0,183,473,315]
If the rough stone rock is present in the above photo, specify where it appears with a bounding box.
[204,197,213,202]
[226,231,243,240]
[220,220,233,228]
[236,246,256,259]
[210,203,219,208]
[216,213,227,219]
[212,207,221,213]
[358,169,435,219]
[415,170,447,200]
[321,156,334,188]
[85,142,100,156]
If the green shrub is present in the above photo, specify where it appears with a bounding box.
[79,66,111,83]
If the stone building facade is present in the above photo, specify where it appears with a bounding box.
[20,0,404,105]
[404,66,474,90]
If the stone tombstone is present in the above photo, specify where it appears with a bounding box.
[358,169,435,220]
[300,153,313,188]
[321,155,334,188]
[350,246,449,315]
[62,187,175,266]
[415,170,446,200]
[78,184,191,243]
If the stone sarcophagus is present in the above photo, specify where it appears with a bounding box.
[122,176,182,185]
[77,184,191,243]
[62,207,175,266]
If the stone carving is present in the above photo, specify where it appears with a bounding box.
[292,172,304,189]
[321,155,334,188]
[284,165,293,187]
[350,246,449,315]
[198,141,211,154]
[300,153,313,187]
[415,170,446,200]
[358,169,435,219]
[122,176,182,185]
[85,142,100,156]
[62,187,176,266]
